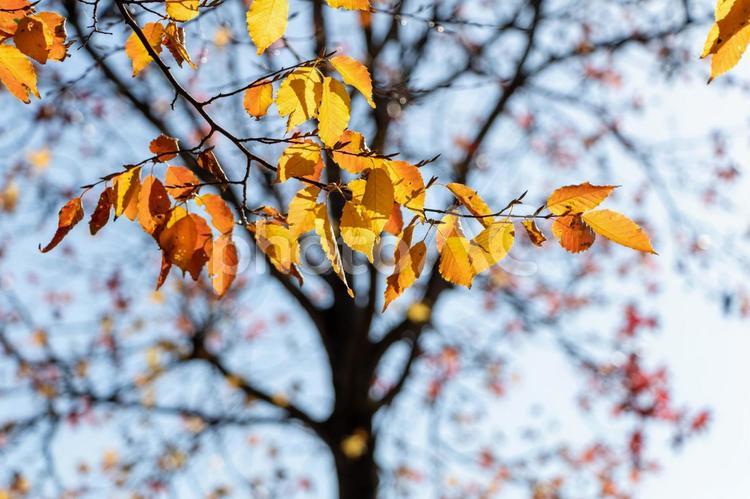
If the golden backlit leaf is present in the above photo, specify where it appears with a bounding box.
[702,0,750,80]
[330,54,375,108]
[254,220,299,274]
[40,197,83,252]
[340,200,378,262]
[197,193,234,234]
[163,22,195,68]
[383,225,427,310]
[0,0,30,37]
[331,130,375,173]
[383,160,425,215]
[149,134,180,162]
[158,208,197,272]
[318,76,351,147]
[37,11,68,62]
[125,22,164,76]
[521,219,547,246]
[468,221,514,274]
[551,214,595,253]
[276,67,323,131]
[446,182,494,227]
[243,81,274,118]
[186,213,212,280]
[277,141,323,183]
[546,182,616,216]
[166,0,199,22]
[436,215,473,287]
[0,45,38,103]
[582,209,656,254]
[361,167,394,233]
[383,203,404,235]
[246,0,288,55]
[114,167,141,218]
[287,185,320,237]
[314,203,354,297]
[325,0,369,11]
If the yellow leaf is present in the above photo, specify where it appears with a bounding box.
[383,160,425,215]
[330,54,375,108]
[702,0,750,79]
[114,167,141,218]
[287,185,320,237]
[446,182,494,227]
[36,12,68,62]
[436,215,473,287]
[196,193,235,234]
[318,76,351,147]
[255,220,299,273]
[0,45,38,103]
[276,67,323,130]
[246,0,288,55]
[314,203,354,297]
[383,225,427,310]
[340,200,378,262]
[277,141,323,182]
[361,167,394,233]
[551,214,595,254]
[546,182,616,216]
[13,15,52,64]
[244,81,274,118]
[331,130,376,173]
[582,209,656,254]
[521,219,546,246]
[125,22,164,76]
[166,0,199,22]
[40,197,83,253]
[468,221,514,274]
[163,22,196,68]
[325,0,369,10]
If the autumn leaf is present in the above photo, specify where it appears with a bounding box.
[383,203,404,235]
[137,176,171,235]
[89,187,114,235]
[163,22,196,68]
[244,81,274,118]
[318,77,351,147]
[436,215,474,288]
[158,208,198,272]
[186,214,213,280]
[340,200,379,262]
[521,219,546,246]
[330,54,375,108]
[254,220,300,274]
[446,182,494,227]
[383,160,425,215]
[582,209,656,254]
[36,12,68,62]
[149,134,180,162]
[468,221,514,274]
[325,0,370,11]
[0,0,30,37]
[276,141,323,183]
[0,45,38,103]
[40,197,83,252]
[276,67,323,131]
[196,194,235,235]
[702,0,750,80]
[125,22,164,76]
[546,182,616,216]
[197,148,229,189]
[287,185,320,237]
[331,130,375,173]
[165,165,200,200]
[361,168,394,233]
[166,0,199,22]
[246,0,288,55]
[13,15,52,64]
[383,224,427,310]
[314,203,354,297]
[208,234,238,297]
[552,214,595,253]
[114,167,141,218]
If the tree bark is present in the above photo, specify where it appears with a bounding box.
[334,446,379,499]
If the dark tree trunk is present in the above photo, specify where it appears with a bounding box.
[334,446,379,499]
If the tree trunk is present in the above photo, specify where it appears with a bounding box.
[334,447,379,499]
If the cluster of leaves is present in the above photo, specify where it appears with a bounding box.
[0,0,68,102]
[18,0,655,308]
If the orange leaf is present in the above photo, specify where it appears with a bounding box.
[0,45,38,103]
[330,54,375,108]
[0,0,30,38]
[383,203,403,235]
[137,176,171,235]
[89,187,113,235]
[114,167,141,219]
[149,134,180,162]
[37,11,68,62]
[547,182,616,216]
[446,182,494,227]
[208,234,238,297]
[197,193,234,234]
[13,15,52,64]
[158,208,197,272]
[552,214,595,253]
[243,81,274,118]
[521,219,546,246]
[197,148,229,189]
[165,165,200,200]
[186,214,212,280]
[125,22,164,76]
[40,197,83,252]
